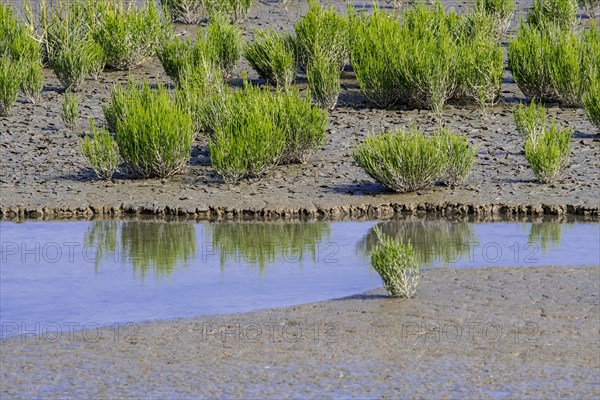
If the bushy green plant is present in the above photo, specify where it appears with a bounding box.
[353,128,447,193]
[176,58,226,135]
[295,0,348,71]
[80,120,119,180]
[108,81,193,178]
[0,54,21,117]
[161,0,254,24]
[509,23,586,106]
[474,0,515,33]
[438,129,478,188]
[524,123,573,183]
[513,101,547,141]
[203,13,242,78]
[1,3,44,104]
[306,51,340,110]
[61,91,80,128]
[582,76,600,131]
[243,28,297,88]
[370,226,421,298]
[157,36,195,84]
[93,0,171,70]
[50,38,102,91]
[527,0,577,31]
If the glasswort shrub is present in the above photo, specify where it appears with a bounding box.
[80,120,119,180]
[243,28,297,88]
[61,91,80,129]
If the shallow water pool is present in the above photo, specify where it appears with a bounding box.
[1,219,598,338]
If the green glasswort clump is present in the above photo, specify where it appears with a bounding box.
[583,76,600,131]
[438,128,479,188]
[208,81,327,183]
[160,0,254,24]
[353,128,447,193]
[524,122,573,183]
[93,0,171,70]
[51,39,104,92]
[244,28,297,88]
[513,101,547,142]
[61,91,80,129]
[370,226,421,298]
[80,120,119,180]
[306,50,340,110]
[508,23,589,106]
[294,0,348,71]
[1,3,44,105]
[0,54,21,117]
[527,0,578,31]
[474,0,515,33]
[203,13,242,78]
[107,81,193,178]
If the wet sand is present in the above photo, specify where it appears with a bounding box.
[1,265,598,398]
[1,1,599,220]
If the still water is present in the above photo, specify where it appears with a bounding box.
[1,219,598,337]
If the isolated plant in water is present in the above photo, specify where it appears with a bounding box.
[61,92,80,129]
[244,28,297,88]
[93,0,171,70]
[80,120,119,180]
[370,227,421,298]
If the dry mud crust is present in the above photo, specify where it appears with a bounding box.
[1,265,598,398]
[1,1,599,220]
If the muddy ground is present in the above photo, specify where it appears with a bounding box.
[1,265,598,398]
[1,1,599,220]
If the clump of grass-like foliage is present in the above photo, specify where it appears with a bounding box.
[61,92,80,129]
[104,81,193,178]
[208,79,327,183]
[527,0,578,31]
[160,0,254,24]
[306,50,340,110]
[203,13,242,78]
[295,0,348,71]
[370,226,421,298]
[508,22,593,106]
[0,54,21,117]
[93,0,171,70]
[80,120,119,180]
[513,102,573,182]
[353,127,477,192]
[583,76,600,131]
[474,0,515,34]
[0,3,44,106]
[243,28,297,88]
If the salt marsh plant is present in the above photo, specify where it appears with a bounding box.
[156,36,194,84]
[208,82,326,182]
[108,81,193,178]
[0,55,21,117]
[306,50,341,110]
[61,92,80,128]
[528,222,563,253]
[527,0,578,31]
[51,39,104,91]
[80,120,119,180]
[93,0,171,70]
[203,13,242,78]
[370,227,421,298]
[513,101,547,141]
[243,28,297,88]
[295,0,348,71]
[353,128,447,193]
[160,0,254,24]
[438,129,479,188]
[474,0,515,33]
[508,23,587,106]
[524,123,573,183]
[579,0,600,17]
[583,77,600,131]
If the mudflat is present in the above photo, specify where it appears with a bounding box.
[1,265,598,398]
[1,1,599,220]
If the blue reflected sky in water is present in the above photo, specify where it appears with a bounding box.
[0,220,598,335]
